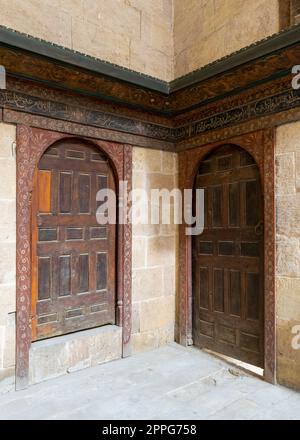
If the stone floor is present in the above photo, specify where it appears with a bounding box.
[0,343,299,420]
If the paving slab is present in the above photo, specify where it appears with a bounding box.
[0,343,299,420]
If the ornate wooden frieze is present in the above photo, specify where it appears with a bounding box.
[170,43,300,112]
[7,76,171,126]
[1,80,300,149]
[2,24,300,114]
[3,109,174,151]
[0,90,175,142]
[0,45,169,114]
[1,23,300,149]
[187,88,300,138]
[16,125,132,389]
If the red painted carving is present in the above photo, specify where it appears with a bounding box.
[16,125,132,389]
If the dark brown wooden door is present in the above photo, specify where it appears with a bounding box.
[31,140,116,340]
[192,145,264,367]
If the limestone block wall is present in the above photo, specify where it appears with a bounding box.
[131,148,178,353]
[0,123,16,390]
[276,122,300,390]
[174,0,281,78]
[0,0,174,81]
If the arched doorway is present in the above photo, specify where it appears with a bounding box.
[31,139,116,341]
[192,144,264,367]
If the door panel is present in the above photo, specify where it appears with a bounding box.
[192,145,264,367]
[31,140,116,340]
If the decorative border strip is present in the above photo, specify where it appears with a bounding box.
[0,91,174,141]
[4,109,174,151]
[1,86,300,147]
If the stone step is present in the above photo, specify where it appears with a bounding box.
[29,325,122,385]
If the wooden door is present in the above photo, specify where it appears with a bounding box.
[31,140,116,340]
[192,145,264,367]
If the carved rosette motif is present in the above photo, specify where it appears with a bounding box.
[16,125,132,389]
[178,129,276,383]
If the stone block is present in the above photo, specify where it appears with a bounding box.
[0,158,16,199]
[277,121,300,153]
[147,236,176,267]
[0,0,72,47]
[131,329,158,354]
[276,154,296,195]
[163,265,176,297]
[161,152,177,175]
[159,220,178,237]
[0,123,16,158]
[174,0,204,55]
[97,0,141,39]
[132,266,164,301]
[0,243,16,285]
[29,325,122,385]
[174,0,280,77]
[132,222,160,237]
[296,152,300,191]
[132,324,174,353]
[72,18,130,68]
[277,318,300,390]
[276,235,300,277]
[0,366,15,394]
[139,295,175,332]
[224,0,279,55]
[2,312,15,368]
[0,284,16,320]
[127,0,172,20]
[132,171,146,190]
[0,325,4,368]
[133,148,162,173]
[132,237,147,269]
[0,200,16,226]
[0,226,15,244]
[276,194,300,237]
[140,10,173,55]
[131,302,140,334]
[129,40,173,81]
[147,174,176,192]
[276,277,300,321]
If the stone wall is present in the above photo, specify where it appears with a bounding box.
[0,123,16,391]
[131,148,178,353]
[174,0,281,78]
[0,0,174,81]
[0,0,286,80]
[276,122,300,390]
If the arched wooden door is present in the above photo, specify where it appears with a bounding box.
[31,140,116,341]
[192,145,264,367]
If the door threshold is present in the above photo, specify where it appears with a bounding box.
[202,348,264,380]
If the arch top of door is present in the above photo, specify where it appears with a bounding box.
[181,131,266,190]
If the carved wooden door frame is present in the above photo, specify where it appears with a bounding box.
[177,129,276,383]
[16,125,132,389]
